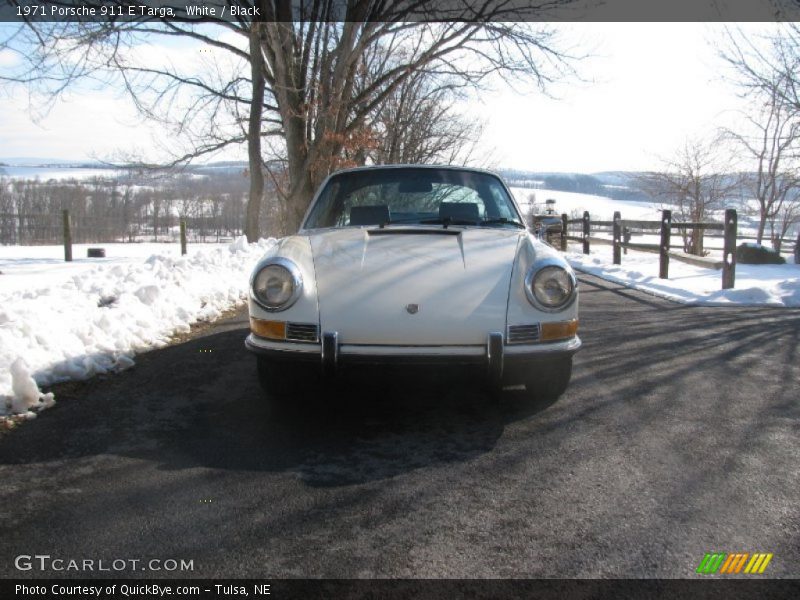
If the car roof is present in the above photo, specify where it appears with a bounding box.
[328,164,504,178]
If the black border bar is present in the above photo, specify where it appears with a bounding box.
[3,579,800,600]
[3,0,800,23]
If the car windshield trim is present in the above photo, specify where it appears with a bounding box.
[314,216,526,230]
[302,167,524,231]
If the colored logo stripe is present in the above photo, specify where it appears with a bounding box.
[697,553,726,574]
[697,552,773,574]
[719,553,749,574]
[744,553,773,574]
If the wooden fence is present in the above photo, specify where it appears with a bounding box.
[60,210,188,261]
[559,209,738,290]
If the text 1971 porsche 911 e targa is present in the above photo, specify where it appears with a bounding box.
[245,165,580,400]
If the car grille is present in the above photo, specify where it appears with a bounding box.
[507,324,540,344]
[286,322,319,342]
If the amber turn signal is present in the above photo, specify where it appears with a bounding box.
[250,317,286,340]
[540,319,579,341]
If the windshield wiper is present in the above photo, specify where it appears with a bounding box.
[418,217,479,229]
[479,217,526,229]
[374,216,525,229]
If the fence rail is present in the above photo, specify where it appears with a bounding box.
[0,210,240,249]
[560,209,739,290]
[55,211,193,261]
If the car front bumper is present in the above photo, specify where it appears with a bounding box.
[245,332,581,386]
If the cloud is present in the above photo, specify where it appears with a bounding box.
[0,48,19,68]
[1,88,163,161]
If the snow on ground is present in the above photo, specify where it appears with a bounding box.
[0,237,275,420]
[568,246,800,307]
[510,187,662,221]
[510,187,783,242]
[0,242,228,294]
[511,187,799,306]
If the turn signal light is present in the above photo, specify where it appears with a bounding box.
[250,318,286,340]
[540,319,579,341]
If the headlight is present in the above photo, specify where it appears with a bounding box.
[251,258,303,311]
[525,264,576,311]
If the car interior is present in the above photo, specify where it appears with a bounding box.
[349,205,392,226]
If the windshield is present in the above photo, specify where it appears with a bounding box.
[303,168,524,229]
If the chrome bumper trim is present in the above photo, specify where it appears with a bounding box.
[487,331,504,388]
[321,331,338,377]
[245,333,581,361]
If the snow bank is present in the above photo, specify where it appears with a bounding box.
[0,237,275,418]
[9,358,55,417]
[568,249,800,307]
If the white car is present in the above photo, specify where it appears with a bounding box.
[246,165,580,400]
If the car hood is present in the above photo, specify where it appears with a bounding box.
[308,226,523,345]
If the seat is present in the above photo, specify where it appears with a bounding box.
[349,205,391,226]
[439,202,480,222]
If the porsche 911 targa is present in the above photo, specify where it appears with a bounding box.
[245,165,580,400]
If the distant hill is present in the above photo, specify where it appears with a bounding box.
[499,169,652,202]
[0,157,95,167]
[0,157,253,169]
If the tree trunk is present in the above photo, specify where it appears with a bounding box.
[245,20,266,243]
[691,230,705,256]
[756,215,766,245]
[262,20,315,236]
[283,178,315,235]
[153,199,160,242]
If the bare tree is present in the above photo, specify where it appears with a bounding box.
[720,25,800,251]
[0,178,15,244]
[259,15,581,233]
[720,24,800,110]
[2,1,583,238]
[722,76,800,246]
[767,188,800,252]
[639,137,740,256]
[365,68,487,166]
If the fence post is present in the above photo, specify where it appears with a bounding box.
[623,226,630,255]
[560,213,568,252]
[62,209,72,262]
[659,209,671,279]
[722,208,737,290]
[612,211,621,265]
[582,211,590,255]
[180,219,187,256]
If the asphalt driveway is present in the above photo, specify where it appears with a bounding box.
[1,273,798,578]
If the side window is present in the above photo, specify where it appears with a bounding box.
[306,181,344,228]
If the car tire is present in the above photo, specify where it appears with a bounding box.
[524,357,572,401]
[256,357,296,398]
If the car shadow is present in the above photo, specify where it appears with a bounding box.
[0,321,559,488]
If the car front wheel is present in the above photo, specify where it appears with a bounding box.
[256,357,296,398]
[524,357,573,401]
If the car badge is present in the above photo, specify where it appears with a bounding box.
[406,303,420,314]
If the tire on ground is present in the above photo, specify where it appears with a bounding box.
[524,357,573,401]
[257,357,297,398]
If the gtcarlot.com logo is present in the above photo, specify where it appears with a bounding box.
[14,554,194,572]
[696,552,773,575]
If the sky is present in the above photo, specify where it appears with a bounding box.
[0,22,778,173]
[469,22,775,173]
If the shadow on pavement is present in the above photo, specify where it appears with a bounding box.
[0,320,557,488]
